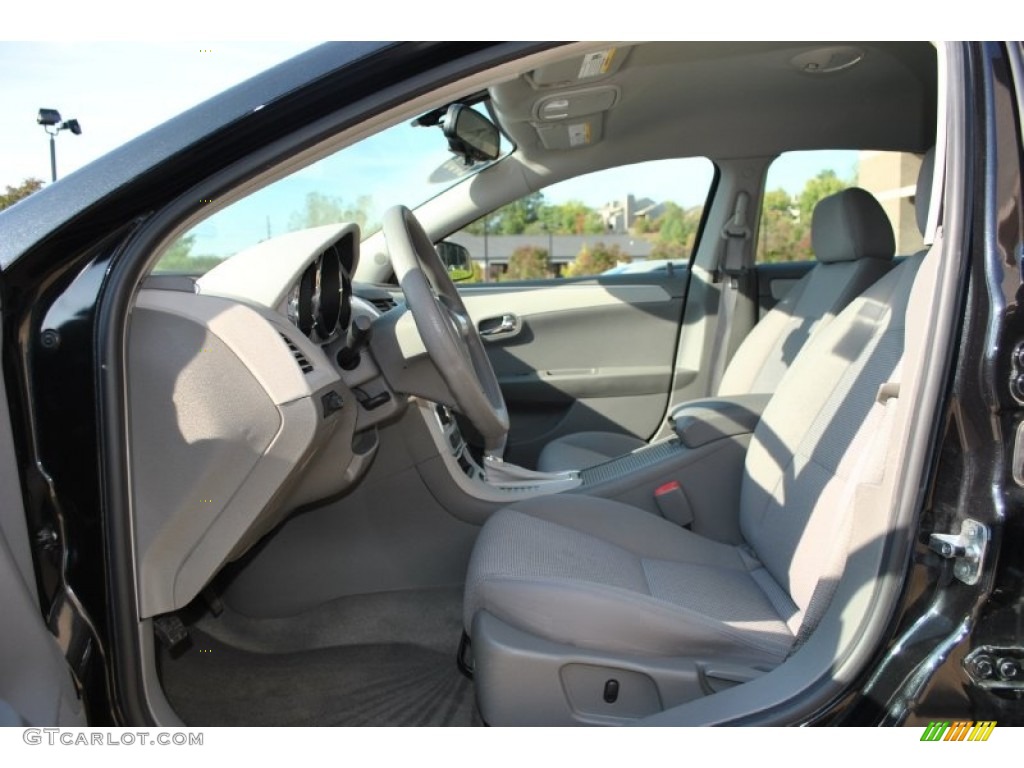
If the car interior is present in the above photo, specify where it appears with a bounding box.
[123,41,956,725]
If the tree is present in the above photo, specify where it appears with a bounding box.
[539,200,603,235]
[461,214,492,236]
[495,193,546,235]
[631,215,653,235]
[288,192,374,231]
[653,202,702,258]
[502,246,551,280]
[563,242,628,277]
[756,188,805,263]
[796,170,848,224]
[156,234,225,273]
[463,193,546,235]
[0,178,44,211]
[461,195,605,237]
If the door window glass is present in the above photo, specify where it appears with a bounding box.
[451,157,715,282]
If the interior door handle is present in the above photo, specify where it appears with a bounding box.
[479,313,521,341]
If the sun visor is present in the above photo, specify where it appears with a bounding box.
[530,86,617,150]
[533,86,619,121]
[535,115,604,150]
[528,46,631,86]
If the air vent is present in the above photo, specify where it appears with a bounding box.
[369,296,397,313]
[278,332,314,374]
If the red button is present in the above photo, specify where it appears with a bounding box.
[654,480,681,496]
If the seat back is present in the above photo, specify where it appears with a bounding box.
[739,255,920,628]
[717,187,896,396]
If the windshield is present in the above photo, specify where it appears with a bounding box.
[154,110,508,274]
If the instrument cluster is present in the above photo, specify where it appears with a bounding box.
[286,240,355,345]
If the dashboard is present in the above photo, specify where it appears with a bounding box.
[129,222,390,619]
[194,222,362,342]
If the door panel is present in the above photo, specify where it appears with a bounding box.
[460,273,688,467]
[754,261,814,317]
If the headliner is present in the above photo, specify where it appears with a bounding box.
[491,42,936,181]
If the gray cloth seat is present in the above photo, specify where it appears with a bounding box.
[536,186,897,472]
[463,495,797,663]
[466,248,924,671]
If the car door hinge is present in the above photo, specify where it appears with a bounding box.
[34,525,60,550]
[964,646,1024,691]
[927,518,989,585]
[1008,338,1024,405]
[1012,418,1024,486]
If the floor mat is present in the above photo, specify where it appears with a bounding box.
[195,586,465,656]
[160,630,480,726]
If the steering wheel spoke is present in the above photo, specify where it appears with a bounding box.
[383,205,509,457]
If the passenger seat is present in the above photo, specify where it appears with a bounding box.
[537,186,896,472]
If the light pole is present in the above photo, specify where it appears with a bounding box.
[37,108,82,182]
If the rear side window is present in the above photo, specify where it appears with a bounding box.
[756,150,926,264]
[451,157,716,282]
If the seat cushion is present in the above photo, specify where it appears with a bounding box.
[536,431,646,473]
[464,495,797,663]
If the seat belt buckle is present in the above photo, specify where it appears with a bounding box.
[653,480,694,528]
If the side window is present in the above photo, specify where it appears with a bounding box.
[756,150,926,264]
[450,158,715,282]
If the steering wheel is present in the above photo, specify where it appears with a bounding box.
[383,205,509,458]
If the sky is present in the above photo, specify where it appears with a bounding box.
[1,42,316,185]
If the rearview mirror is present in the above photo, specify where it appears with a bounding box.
[436,241,475,282]
[441,104,501,165]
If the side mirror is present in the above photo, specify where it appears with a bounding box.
[436,241,475,282]
[441,104,501,165]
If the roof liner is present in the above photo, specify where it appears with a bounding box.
[491,42,937,170]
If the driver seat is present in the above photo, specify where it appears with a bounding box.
[462,151,936,724]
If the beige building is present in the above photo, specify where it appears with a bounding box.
[598,194,664,234]
[857,151,925,255]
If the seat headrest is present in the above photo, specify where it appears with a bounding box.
[811,187,895,264]
[915,147,936,236]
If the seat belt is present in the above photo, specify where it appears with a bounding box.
[708,191,751,394]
